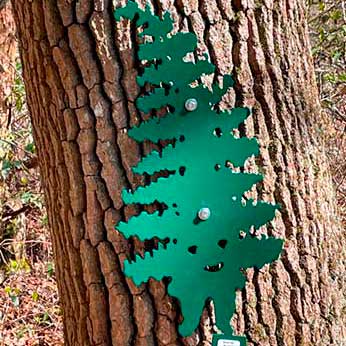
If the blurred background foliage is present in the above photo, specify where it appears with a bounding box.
[0,36,62,346]
[308,0,346,220]
[0,1,345,345]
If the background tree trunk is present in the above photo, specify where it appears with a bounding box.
[0,1,16,116]
[11,0,346,345]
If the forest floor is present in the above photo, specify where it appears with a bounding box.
[0,63,63,345]
[0,2,345,346]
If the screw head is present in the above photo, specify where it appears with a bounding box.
[185,98,198,112]
[198,207,211,221]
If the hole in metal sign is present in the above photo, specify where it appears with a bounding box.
[218,239,227,249]
[163,276,172,285]
[249,226,256,237]
[213,128,222,137]
[161,82,171,96]
[179,166,186,176]
[239,231,246,239]
[204,262,224,272]
[175,88,179,93]
[193,216,200,225]
[172,203,178,208]
[175,212,180,216]
[173,239,178,244]
[168,105,175,113]
[179,135,185,142]
[225,160,235,169]
[155,58,163,66]
[161,237,170,247]
[214,164,221,171]
[160,235,169,241]
[188,245,197,254]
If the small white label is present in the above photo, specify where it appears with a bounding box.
[217,340,240,346]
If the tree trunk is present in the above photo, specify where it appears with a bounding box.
[0,1,16,115]
[11,0,346,345]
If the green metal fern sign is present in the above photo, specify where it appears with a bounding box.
[114,3,284,345]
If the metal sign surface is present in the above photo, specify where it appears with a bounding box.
[114,3,284,344]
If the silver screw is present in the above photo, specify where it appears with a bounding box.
[185,98,198,112]
[198,207,211,221]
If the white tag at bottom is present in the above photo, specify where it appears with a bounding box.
[217,340,240,346]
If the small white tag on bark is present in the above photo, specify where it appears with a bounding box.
[217,339,240,346]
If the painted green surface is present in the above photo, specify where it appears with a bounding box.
[114,2,284,343]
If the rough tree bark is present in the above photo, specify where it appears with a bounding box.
[11,0,346,345]
[0,0,16,115]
